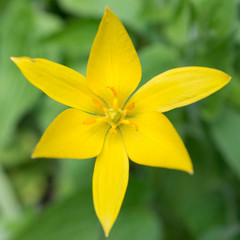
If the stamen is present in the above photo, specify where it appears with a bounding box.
[110,125,117,134]
[97,117,109,123]
[125,102,135,111]
[121,109,127,117]
[83,117,108,125]
[113,97,118,110]
[107,86,117,97]
[122,102,135,117]
[93,98,104,109]
[107,86,119,110]
[83,118,97,125]
[119,119,130,125]
[129,121,139,131]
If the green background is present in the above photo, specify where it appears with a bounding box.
[0,0,240,239]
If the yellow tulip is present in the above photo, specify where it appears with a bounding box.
[11,7,231,237]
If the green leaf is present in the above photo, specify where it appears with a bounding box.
[58,0,144,24]
[35,97,67,132]
[0,129,38,167]
[49,19,99,58]
[138,43,180,87]
[228,73,240,109]
[33,11,64,39]
[109,206,162,240]
[209,0,237,37]
[210,106,240,179]
[0,0,62,152]
[10,160,51,206]
[14,190,99,240]
[159,170,225,238]
[0,1,39,151]
[194,39,234,71]
[200,85,230,122]
[152,131,229,239]
[56,158,94,198]
[141,0,182,24]
[198,224,240,240]
[163,0,191,46]
[14,189,162,240]
[190,0,237,38]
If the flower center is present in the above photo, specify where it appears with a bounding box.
[107,109,122,124]
[83,86,138,134]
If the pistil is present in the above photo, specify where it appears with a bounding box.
[107,110,122,124]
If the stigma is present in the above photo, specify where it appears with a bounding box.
[83,87,138,134]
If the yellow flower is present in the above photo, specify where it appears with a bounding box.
[11,7,230,237]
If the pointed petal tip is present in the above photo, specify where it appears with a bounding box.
[227,74,232,83]
[31,148,40,159]
[215,69,231,87]
[98,217,111,238]
[10,56,18,63]
[104,230,109,238]
[189,169,194,175]
[221,70,231,84]
[102,222,111,238]
[105,5,110,11]
[104,5,114,17]
[10,56,35,64]
[93,131,128,240]
[97,212,118,238]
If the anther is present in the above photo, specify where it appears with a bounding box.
[129,121,139,131]
[83,118,97,125]
[107,86,119,110]
[83,117,108,125]
[93,98,104,109]
[125,102,135,111]
[97,117,109,123]
[110,125,117,134]
[107,86,117,97]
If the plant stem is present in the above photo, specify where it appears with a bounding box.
[0,163,22,219]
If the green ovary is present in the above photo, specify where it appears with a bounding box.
[107,110,122,124]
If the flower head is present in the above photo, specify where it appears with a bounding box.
[11,7,231,237]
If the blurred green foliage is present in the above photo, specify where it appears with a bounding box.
[0,0,240,239]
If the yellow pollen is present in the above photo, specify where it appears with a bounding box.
[110,125,117,134]
[129,121,139,131]
[122,102,135,117]
[83,117,108,125]
[93,98,104,109]
[83,118,97,125]
[107,86,117,97]
[125,102,135,111]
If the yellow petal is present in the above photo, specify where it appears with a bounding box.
[11,57,105,115]
[121,112,193,173]
[93,130,129,237]
[127,67,231,115]
[87,8,141,108]
[33,109,109,159]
